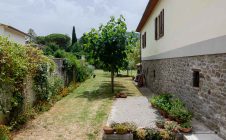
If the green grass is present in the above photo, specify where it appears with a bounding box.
[13,70,141,140]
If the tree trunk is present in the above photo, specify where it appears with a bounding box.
[111,69,114,93]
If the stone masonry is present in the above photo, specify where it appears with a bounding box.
[142,53,226,139]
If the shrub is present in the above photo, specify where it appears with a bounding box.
[0,125,10,140]
[111,123,128,134]
[111,122,137,134]
[0,36,56,128]
[164,121,179,132]
[9,109,36,130]
[155,119,165,129]
[34,101,52,113]
[180,121,192,128]
[150,94,192,123]
[159,130,170,140]
[135,128,147,140]
[145,128,162,140]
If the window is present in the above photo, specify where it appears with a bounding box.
[153,70,156,78]
[155,9,164,40]
[142,32,146,48]
[193,70,200,87]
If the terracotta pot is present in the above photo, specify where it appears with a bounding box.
[175,118,182,124]
[180,127,192,133]
[159,110,168,118]
[103,126,114,134]
[167,115,174,121]
[116,93,127,98]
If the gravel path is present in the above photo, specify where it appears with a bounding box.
[107,96,160,128]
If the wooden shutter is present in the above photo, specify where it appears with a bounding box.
[144,32,146,47]
[162,9,164,36]
[155,17,158,40]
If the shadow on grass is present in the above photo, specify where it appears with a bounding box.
[75,82,135,101]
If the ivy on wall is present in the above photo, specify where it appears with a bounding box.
[0,36,61,127]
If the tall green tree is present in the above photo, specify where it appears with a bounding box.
[98,16,128,93]
[72,26,77,45]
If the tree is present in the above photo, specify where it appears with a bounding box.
[45,34,70,50]
[27,28,37,43]
[72,26,77,45]
[82,29,101,67]
[97,16,128,93]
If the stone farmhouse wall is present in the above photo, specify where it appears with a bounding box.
[142,53,226,138]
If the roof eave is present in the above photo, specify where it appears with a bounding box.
[136,0,159,32]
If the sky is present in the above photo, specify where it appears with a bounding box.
[0,0,148,38]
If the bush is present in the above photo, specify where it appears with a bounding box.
[0,36,56,128]
[0,125,10,140]
[33,63,63,101]
[150,94,192,123]
[164,121,179,132]
[145,128,162,140]
[135,128,147,140]
[9,109,36,130]
[111,122,137,134]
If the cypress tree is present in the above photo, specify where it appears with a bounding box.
[72,26,77,45]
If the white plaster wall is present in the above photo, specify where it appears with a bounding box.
[3,28,26,45]
[141,0,226,58]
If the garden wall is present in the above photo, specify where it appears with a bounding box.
[53,58,75,86]
[0,60,66,124]
[142,53,226,139]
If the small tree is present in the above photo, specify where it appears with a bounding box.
[97,16,128,93]
[72,26,77,45]
[27,28,37,43]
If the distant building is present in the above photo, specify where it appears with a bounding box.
[0,23,28,45]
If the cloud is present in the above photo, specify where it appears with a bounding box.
[0,0,148,37]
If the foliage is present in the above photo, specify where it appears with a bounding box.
[0,125,10,140]
[45,34,70,50]
[180,121,192,128]
[9,109,36,130]
[168,99,192,123]
[54,49,94,82]
[127,40,140,70]
[145,128,162,140]
[27,28,37,43]
[33,64,63,101]
[0,36,54,121]
[159,130,170,140]
[164,121,179,132]
[34,101,53,113]
[135,128,147,140]
[83,16,130,93]
[155,119,165,128]
[81,29,101,67]
[43,43,60,56]
[150,94,193,123]
[111,122,137,134]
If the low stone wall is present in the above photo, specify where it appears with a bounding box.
[142,53,226,139]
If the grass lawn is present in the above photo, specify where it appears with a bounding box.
[13,70,141,140]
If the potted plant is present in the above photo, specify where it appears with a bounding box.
[116,92,127,98]
[103,126,114,134]
[179,122,192,133]
[155,119,165,129]
[164,121,180,133]
[111,123,129,135]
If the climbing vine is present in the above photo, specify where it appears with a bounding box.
[0,36,61,128]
